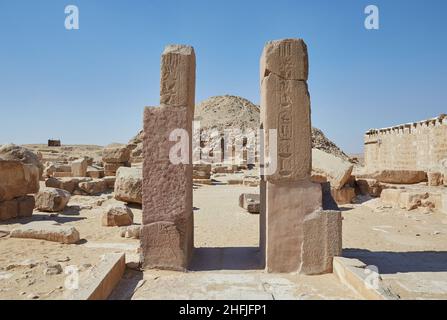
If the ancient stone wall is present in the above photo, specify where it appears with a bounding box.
[364,115,447,172]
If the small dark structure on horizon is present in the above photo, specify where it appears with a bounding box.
[48,139,61,147]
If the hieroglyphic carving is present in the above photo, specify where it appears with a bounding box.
[160,53,180,106]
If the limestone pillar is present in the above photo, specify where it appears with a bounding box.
[141,45,195,271]
[260,39,327,273]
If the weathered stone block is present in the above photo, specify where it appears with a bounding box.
[301,210,342,275]
[71,158,88,177]
[0,160,40,201]
[35,187,71,212]
[140,222,190,271]
[263,180,322,273]
[312,148,353,190]
[10,221,80,244]
[115,167,142,204]
[101,204,134,227]
[78,179,108,195]
[102,146,131,164]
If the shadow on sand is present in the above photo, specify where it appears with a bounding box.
[189,247,264,271]
[343,248,447,274]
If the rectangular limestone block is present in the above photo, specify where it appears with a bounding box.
[300,210,342,275]
[264,180,322,273]
[160,45,196,111]
[10,221,80,244]
[67,253,125,300]
[71,158,88,177]
[140,222,192,271]
[261,73,311,183]
[312,148,353,190]
[142,105,193,226]
[260,38,308,81]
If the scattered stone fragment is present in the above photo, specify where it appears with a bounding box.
[43,262,63,275]
[10,221,80,244]
[35,187,71,212]
[102,203,134,227]
[78,179,108,195]
[114,167,142,204]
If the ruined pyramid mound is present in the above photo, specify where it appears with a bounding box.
[195,95,260,132]
[128,95,349,161]
[194,95,349,160]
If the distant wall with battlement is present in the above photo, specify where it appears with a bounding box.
[364,114,447,172]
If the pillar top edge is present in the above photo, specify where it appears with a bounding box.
[163,44,195,56]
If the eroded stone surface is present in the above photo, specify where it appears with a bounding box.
[10,221,80,244]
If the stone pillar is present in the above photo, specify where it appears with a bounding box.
[141,45,195,271]
[260,39,326,273]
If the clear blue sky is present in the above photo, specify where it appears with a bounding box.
[1,0,446,153]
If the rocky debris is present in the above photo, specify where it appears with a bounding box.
[102,203,134,227]
[239,193,260,214]
[71,158,88,177]
[43,262,63,275]
[120,225,141,239]
[45,177,91,194]
[114,167,142,204]
[0,144,44,178]
[0,195,35,221]
[78,179,108,195]
[35,187,71,212]
[358,170,427,184]
[312,148,353,190]
[10,221,80,244]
